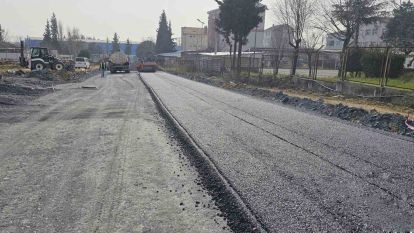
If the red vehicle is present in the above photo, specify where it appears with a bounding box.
[137,59,157,73]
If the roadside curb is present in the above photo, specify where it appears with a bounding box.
[139,73,268,233]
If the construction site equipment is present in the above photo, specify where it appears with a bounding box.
[27,47,65,71]
[109,52,130,73]
[137,59,157,73]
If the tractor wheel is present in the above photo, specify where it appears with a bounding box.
[33,62,45,71]
[54,62,64,71]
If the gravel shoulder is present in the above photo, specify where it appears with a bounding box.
[0,73,229,233]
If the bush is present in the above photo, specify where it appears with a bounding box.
[360,50,405,78]
[347,48,363,73]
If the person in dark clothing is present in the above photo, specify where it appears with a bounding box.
[100,61,106,78]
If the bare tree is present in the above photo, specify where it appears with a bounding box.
[274,0,316,76]
[269,24,291,77]
[58,21,64,41]
[302,29,324,78]
[65,27,84,56]
[0,24,9,42]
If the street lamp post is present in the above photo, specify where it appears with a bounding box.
[197,19,205,51]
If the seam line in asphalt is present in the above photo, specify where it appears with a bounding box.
[139,73,269,233]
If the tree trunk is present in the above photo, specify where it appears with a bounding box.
[237,37,243,80]
[229,43,232,70]
[232,40,238,72]
[307,53,312,78]
[291,46,299,76]
[339,38,351,79]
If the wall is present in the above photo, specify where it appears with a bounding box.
[0,53,20,61]
[181,27,208,51]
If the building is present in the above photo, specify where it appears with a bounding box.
[263,24,291,49]
[24,37,140,56]
[326,33,344,50]
[181,27,208,51]
[325,18,391,50]
[357,18,390,47]
[207,5,265,52]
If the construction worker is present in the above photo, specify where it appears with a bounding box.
[100,61,106,78]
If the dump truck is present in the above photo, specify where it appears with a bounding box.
[109,52,130,73]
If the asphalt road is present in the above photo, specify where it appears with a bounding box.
[0,73,229,233]
[141,71,414,232]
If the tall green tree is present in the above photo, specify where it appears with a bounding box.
[42,20,52,47]
[136,40,156,58]
[112,32,120,53]
[320,0,386,79]
[385,1,414,55]
[50,13,59,49]
[155,11,176,53]
[125,38,132,55]
[215,0,266,78]
[215,0,238,69]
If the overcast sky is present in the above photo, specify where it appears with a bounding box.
[1,0,275,42]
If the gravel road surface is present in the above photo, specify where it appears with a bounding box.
[0,73,229,233]
[141,71,414,232]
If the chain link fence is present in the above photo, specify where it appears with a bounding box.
[159,47,414,90]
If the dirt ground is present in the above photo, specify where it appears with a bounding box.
[0,73,230,233]
[0,66,99,106]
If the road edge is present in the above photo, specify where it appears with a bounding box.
[139,73,268,233]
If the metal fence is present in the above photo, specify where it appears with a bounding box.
[340,47,414,90]
[160,47,414,90]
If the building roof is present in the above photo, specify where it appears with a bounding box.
[158,51,182,58]
[264,24,291,32]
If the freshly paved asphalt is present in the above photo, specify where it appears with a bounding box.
[142,71,414,232]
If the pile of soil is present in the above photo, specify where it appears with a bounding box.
[0,69,98,106]
[172,71,414,138]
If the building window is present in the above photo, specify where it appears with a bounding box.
[328,40,335,47]
[365,29,371,35]
[372,28,378,35]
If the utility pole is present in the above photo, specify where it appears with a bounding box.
[214,17,218,55]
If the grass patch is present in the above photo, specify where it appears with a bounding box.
[317,72,414,90]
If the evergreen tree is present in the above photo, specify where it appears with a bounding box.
[112,32,120,53]
[385,1,414,55]
[50,13,60,49]
[215,0,266,77]
[42,20,52,47]
[320,0,387,78]
[125,39,132,55]
[155,11,176,53]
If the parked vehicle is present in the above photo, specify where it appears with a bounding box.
[109,52,130,73]
[404,57,414,70]
[27,47,65,71]
[75,57,90,69]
